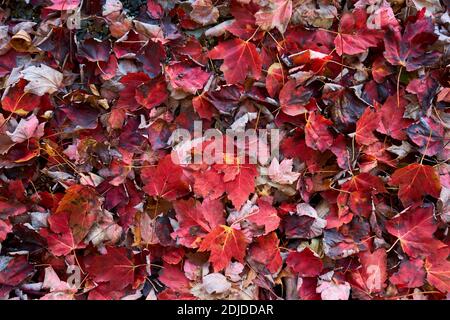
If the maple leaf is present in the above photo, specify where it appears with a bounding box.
[78,38,111,62]
[386,206,446,258]
[6,115,44,143]
[383,14,440,71]
[342,173,387,194]
[135,76,168,109]
[267,158,300,185]
[40,212,83,256]
[199,225,249,272]
[245,198,281,235]
[355,107,380,146]
[334,9,383,56]
[219,163,258,209]
[85,247,146,292]
[425,249,450,293]
[165,62,210,94]
[406,116,445,157]
[21,64,63,96]
[192,169,225,199]
[279,80,315,116]
[287,248,323,277]
[390,258,426,289]
[305,111,334,152]
[55,185,101,244]
[159,263,190,292]
[283,203,327,239]
[1,79,41,115]
[190,0,219,26]
[209,38,262,84]
[1,0,449,301]
[172,198,225,248]
[389,163,441,206]
[248,232,282,274]
[255,0,293,34]
[141,155,190,201]
[226,1,259,39]
[376,95,412,140]
[348,249,387,297]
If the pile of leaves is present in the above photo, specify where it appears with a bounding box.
[0,0,449,300]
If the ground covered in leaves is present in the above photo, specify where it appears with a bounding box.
[0,0,449,300]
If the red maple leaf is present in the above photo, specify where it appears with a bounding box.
[209,38,262,84]
[347,249,387,296]
[425,249,450,293]
[383,12,440,71]
[390,258,426,289]
[40,211,84,256]
[389,163,441,206]
[334,9,383,56]
[135,75,168,109]
[199,225,249,272]
[172,198,225,248]
[248,232,282,274]
[376,95,412,140]
[215,163,258,209]
[386,206,446,258]
[279,80,315,116]
[141,155,190,201]
[1,79,41,115]
[355,107,380,146]
[165,62,210,94]
[287,248,323,277]
[305,111,334,152]
[246,198,281,235]
[159,263,190,292]
[192,169,225,200]
[85,247,146,292]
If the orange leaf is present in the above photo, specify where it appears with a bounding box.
[199,225,249,272]
[56,185,101,243]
